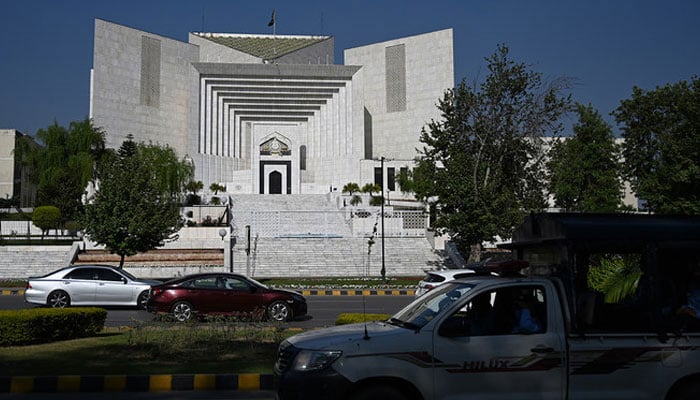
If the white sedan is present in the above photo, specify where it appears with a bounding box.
[415,269,475,297]
[24,265,161,309]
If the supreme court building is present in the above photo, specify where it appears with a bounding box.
[90,19,454,198]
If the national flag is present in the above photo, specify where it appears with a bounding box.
[267,10,276,27]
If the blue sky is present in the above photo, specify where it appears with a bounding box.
[1,0,698,136]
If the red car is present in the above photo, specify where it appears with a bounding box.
[146,273,307,322]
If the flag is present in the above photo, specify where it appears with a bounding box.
[267,10,275,27]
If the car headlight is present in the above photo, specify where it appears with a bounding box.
[292,350,342,371]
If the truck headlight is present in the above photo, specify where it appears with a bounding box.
[292,350,342,371]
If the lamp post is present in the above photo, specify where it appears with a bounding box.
[219,228,235,273]
[380,157,386,282]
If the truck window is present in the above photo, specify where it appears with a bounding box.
[439,285,547,337]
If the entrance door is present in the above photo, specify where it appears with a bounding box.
[269,171,282,194]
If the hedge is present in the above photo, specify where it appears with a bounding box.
[0,308,107,346]
[335,313,391,325]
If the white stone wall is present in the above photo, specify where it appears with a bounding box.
[91,19,199,157]
[345,29,454,161]
[0,130,16,199]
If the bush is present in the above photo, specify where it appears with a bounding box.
[0,308,107,346]
[32,205,61,235]
[335,313,391,325]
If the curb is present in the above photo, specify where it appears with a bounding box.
[2,289,416,296]
[301,289,415,296]
[0,373,274,394]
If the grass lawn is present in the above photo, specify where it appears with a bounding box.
[0,323,295,376]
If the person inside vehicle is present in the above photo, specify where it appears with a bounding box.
[511,291,542,334]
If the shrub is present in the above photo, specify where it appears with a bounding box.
[335,313,391,325]
[0,308,107,346]
[32,205,61,236]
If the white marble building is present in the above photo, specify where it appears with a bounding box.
[90,19,454,196]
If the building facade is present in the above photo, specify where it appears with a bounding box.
[90,19,454,197]
[0,129,37,207]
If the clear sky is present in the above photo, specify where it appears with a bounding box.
[1,0,698,137]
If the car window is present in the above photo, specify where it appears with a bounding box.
[192,277,218,289]
[96,269,125,282]
[439,285,547,337]
[64,268,98,280]
[424,273,445,283]
[223,277,251,291]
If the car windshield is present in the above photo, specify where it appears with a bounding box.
[390,282,475,329]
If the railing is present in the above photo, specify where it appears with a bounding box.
[0,220,80,240]
[231,209,428,238]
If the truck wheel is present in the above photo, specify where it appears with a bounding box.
[351,385,408,400]
[673,381,700,400]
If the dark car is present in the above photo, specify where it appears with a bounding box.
[146,273,307,322]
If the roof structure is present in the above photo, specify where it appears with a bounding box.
[505,213,700,252]
[192,33,331,60]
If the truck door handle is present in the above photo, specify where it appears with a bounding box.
[531,346,554,354]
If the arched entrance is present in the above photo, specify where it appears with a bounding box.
[269,171,283,194]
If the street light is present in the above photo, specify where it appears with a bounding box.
[218,228,235,273]
[380,157,386,282]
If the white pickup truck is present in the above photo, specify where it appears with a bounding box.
[274,272,700,400]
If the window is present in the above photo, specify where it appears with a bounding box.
[387,167,395,191]
[374,167,383,189]
[439,285,547,337]
[299,145,307,170]
[96,269,125,282]
[65,268,98,280]
[222,277,251,291]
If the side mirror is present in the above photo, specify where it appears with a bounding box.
[121,277,128,284]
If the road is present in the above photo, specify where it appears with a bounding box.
[0,293,414,328]
[0,293,414,399]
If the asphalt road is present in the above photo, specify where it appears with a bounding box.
[0,293,414,329]
[0,292,414,399]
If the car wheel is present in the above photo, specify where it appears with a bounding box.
[47,290,70,308]
[268,300,292,322]
[351,385,408,400]
[137,290,149,309]
[171,301,194,322]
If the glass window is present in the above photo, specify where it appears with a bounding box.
[192,277,218,289]
[439,285,547,337]
[96,269,125,282]
[387,167,395,191]
[65,268,98,280]
[222,277,251,291]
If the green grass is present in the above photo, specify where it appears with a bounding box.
[0,322,296,376]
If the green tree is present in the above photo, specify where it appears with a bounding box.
[613,76,700,214]
[14,119,106,222]
[82,137,193,267]
[547,103,623,212]
[409,45,571,260]
[342,182,362,206]
[362,183,383,207]
[209,183,226,195]
[32,205,61,239]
